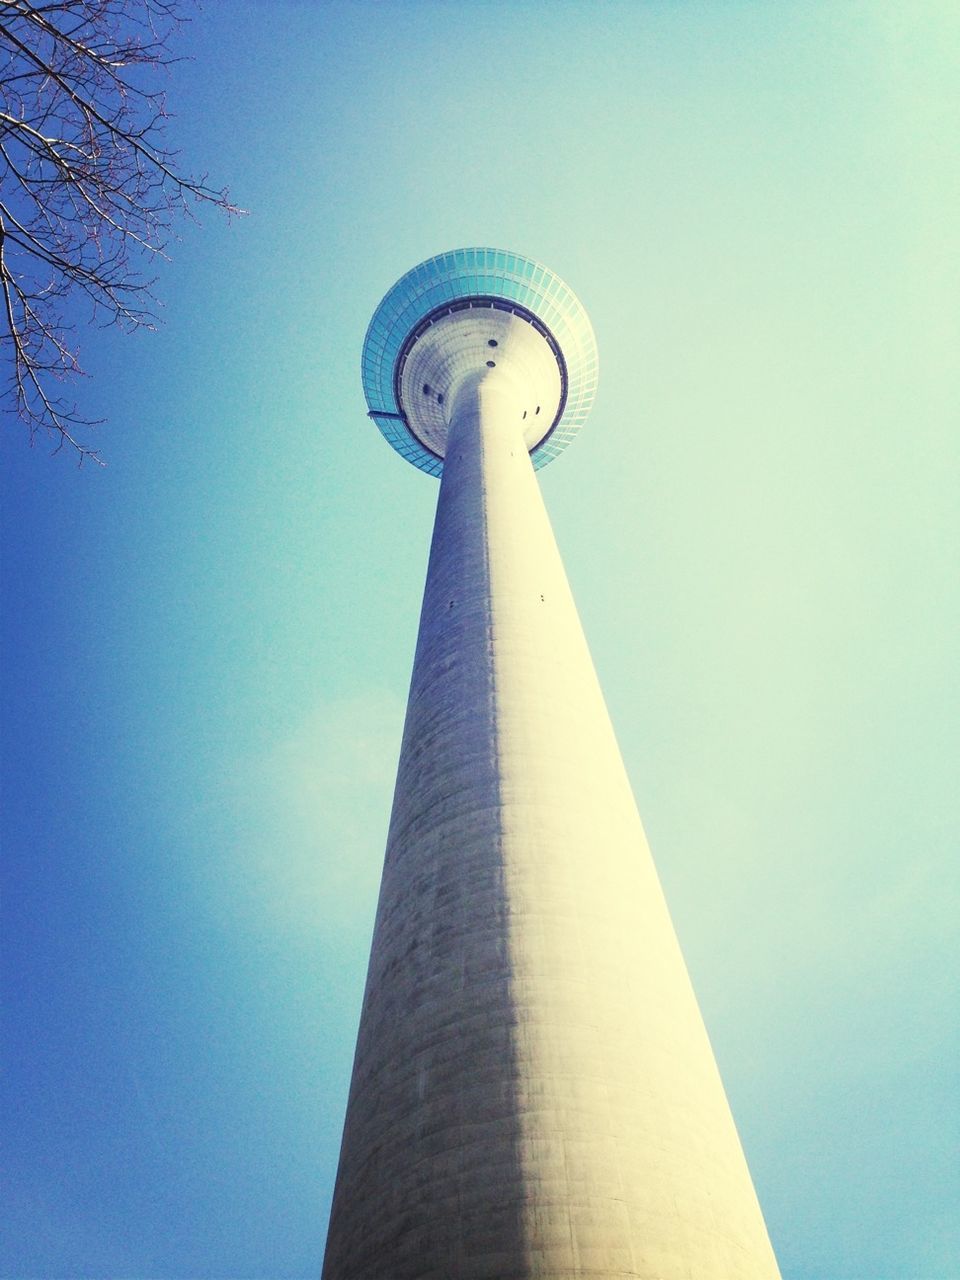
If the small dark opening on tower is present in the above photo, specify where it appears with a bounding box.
[488,339,498,348]
[486,360,496,368]
[522,410,527,419]
[437,393,444,404]
[423,383,431,395]
[535,405,541,414]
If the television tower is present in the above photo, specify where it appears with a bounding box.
[322,249,781,1280]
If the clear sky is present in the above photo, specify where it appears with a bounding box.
[2,3,958,1278]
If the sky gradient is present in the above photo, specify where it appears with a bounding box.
[3,3,958,1278]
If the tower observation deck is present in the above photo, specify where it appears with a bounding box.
[322,248,781,1280]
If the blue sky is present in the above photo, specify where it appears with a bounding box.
[2,3,958,1277]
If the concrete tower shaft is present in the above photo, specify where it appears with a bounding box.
[322,339,782,1277]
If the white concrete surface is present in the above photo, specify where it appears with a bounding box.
[399,307,563,458]
[322,360,781,1279]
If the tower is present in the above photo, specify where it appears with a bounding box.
[322,249,781,1280]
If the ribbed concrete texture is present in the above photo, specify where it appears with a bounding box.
[322,370,781,1280]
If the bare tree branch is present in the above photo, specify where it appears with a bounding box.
[0,0,243,463]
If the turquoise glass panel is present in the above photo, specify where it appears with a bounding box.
[361,247,598,475]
